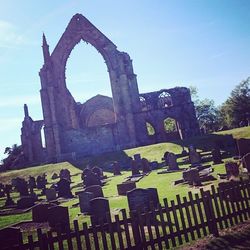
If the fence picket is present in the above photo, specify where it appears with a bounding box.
[194,193,207,236]
[121,209,132,249]
[73,220,82,250]
[171,200,182,245]
[183,196,195,240]
[83,222,91,250]
[106,213,116,250]
[158,204,170,248]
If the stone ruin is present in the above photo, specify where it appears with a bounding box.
[20,13,199,166]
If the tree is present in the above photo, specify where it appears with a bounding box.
[189,86,219,132]
[219,77,250,128]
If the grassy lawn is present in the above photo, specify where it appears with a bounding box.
[0,126,249,233]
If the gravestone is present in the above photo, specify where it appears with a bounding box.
[134,154,141,162]
[150,161,159,169]
[218,181,242,202]
[83,170,102,187]
[32,203,55,222]
[131,159,140,175]
[28,176,36,189]
[141,158,151,173]
[236,138,250,157]
[84,185,103,198]
[92,166,103,179]
[183,169,201,186]
[36,175,46,190]
[90,197,111,225]
[225,162,239,178]
[113,161,121,175]
[78,191,94,213]
[48,205,70,232]
[46,188,57,201]
[57,179,73,198]
[117,181,136,195]
[0,227,21,249]
[127,188,151,212]
[212,148,223,165]
[3,184,15,206]
[16,178,29,196]
[188,146,201,166]
[147,188,160,208]
[167,153,179,170]
[60,169,71,182]
[17,196,35,209]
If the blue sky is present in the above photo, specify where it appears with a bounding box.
[0,0,250,160]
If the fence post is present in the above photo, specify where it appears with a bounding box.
[130,211,142,247]
[200,189,219,237]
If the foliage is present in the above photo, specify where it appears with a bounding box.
[164,118,176,132]
[2,144,23,170]
[219,77,250,128]
[146,122,155,135]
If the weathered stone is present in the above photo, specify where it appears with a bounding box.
[225,162,239,178]
[78,191,94,213]
[141,158,151,173]
[167,153,179,170]
[117,181,136,195]
[17,196,35,209]
[83,170,101,187]
[188,146,201,166]
[45,188,57,201]
[57,179,73,198]
[48,206,70,232]
[90,197,111,225]
[183,169,201,186]
[112,161,121,175]
[92,166,103,179]
[20,14,199,168]
[32,203,55,222]
[212,148,223,165]
[131,159,140,175]
[84,185,103,198]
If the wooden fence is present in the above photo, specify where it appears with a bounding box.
[4,180,250,250]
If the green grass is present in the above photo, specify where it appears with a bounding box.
[0,126,248,232]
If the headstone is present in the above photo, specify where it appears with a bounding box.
[167,153,179,170]
[147,188,160,208]
[32,203,55,222]
[242,153,250,172]
[17,196,35,209]
[16,178,29,196]
[127,188,151,212]
[183,169,201,186]
[90,197,111,225]
[218,181,242,202]
[48,205,70,232]
[150,161,159,169]
[60,169,71,182]
[28,176,36,189]
[141,158,151,173]
[163,151,169,164]
[45,188,57,201]
[236,138,250,157]
[131,159,140,175]
[0,227,21,249]
[225,162,239,178]
[92,166,103,179]
[3,184,15,206]
[36,175,46,190]
[212,148,223,165]
[188,146,201,166]
[84,185,103,198]
[134,154,141,162]
[83,170,102,187]
[113,161,121,175]
[57,179,73,198]
[78,191,94,213]
[117,181,136,195]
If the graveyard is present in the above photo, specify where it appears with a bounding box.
[1,126,250,249]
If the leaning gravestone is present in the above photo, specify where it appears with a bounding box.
[46,188,57,201]
[78,191,94,213]
[84,185,103,198]
[0,227,21,249]
[117,181,136,195]
[141,158,151,173]
[131,159,140,175]
[48,205,70,232]
[188,146,201,166]
[90,197,111,225]
[16,178,29,196]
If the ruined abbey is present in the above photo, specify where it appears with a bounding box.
[21,14,200,165]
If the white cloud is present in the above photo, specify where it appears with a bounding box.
[0,95,40,107]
